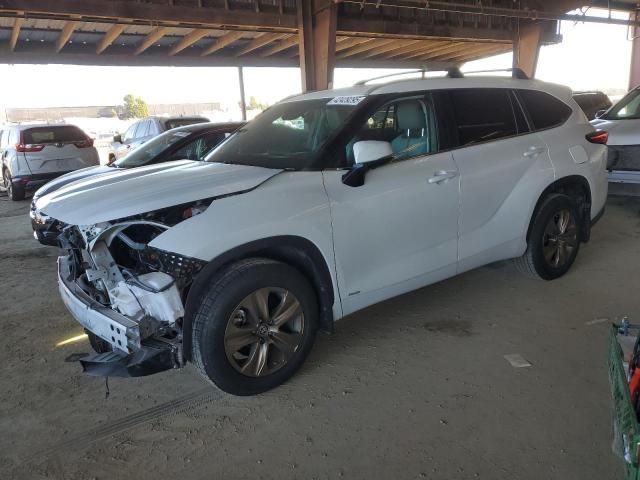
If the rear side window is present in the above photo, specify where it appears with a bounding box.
[22,126,87,144]
[448,89,518,146]
[517,90,572,130]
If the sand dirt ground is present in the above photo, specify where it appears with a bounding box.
[0,192,632,479]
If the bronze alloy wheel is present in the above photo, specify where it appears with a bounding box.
[542,208,578,269]
[223,287,305,378]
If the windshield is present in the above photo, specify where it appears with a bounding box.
[204,98,360,169]
[115,129,192,168]
[603,89,640,120]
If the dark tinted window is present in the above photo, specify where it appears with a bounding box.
[22,126,87,144]
[163,117,208,130]
[449,89,518,146]
[517,90,572,130]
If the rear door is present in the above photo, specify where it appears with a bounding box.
[438,88,553,271]
[20,126,97,174]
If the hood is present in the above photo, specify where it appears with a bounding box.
[35,160,282,225]
[33,165,113,199]
[590,118,640,146]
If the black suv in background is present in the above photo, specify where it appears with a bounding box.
[109,115,209,163]
[572,91,612,120]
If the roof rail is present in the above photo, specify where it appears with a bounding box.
[353,67,527,86]
[460,68,529,79]
[354,68,463,85]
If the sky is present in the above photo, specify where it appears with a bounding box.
[0,8,634,110]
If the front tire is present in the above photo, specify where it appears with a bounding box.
[515,193,581,280]
[191,258,318,395]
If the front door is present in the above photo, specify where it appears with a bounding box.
[322,95,460,315]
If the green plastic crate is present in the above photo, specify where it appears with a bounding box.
[609,324,640,480]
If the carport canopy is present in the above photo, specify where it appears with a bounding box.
[0,1,639,91]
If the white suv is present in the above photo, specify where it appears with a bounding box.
[34,72,607,395]
[1,124,99,200]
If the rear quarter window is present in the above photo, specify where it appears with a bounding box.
[22,126,87,144]
[517,90,572,130]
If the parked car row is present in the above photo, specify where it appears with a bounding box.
[29,72,608,395]
[108,115,210,163]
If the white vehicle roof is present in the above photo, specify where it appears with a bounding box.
[283,75,573,104]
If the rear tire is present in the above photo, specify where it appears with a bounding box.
[514,193,581,280]
[191,258,318,396]
[3,169,25,201]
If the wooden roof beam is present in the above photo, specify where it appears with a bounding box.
[235,32,286,56]
[359,39,421,58]
[260,34,297,56]
[9,15,23,51]
[56,20,78,52]
[169,28,209,55]
[338,38,397,58]
[424,43,502,62]
[374,40,449,59]
[134,26,169,55]
[96,23,125,54]
[402,42,464,60]
[201,30,244,56]
[335,36,371,52]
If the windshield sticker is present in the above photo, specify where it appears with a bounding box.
[327,95,366,106]
[173,131,191,137]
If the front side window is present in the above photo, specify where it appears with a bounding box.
[602,89,640,120]
[343,96,438,165]
[517,89,572,130]
[136,120,151,139]
[205,98,358,170]
[170,133,226,161]
[449,89,518,146]
[115,129,193,168]
[123,124,137,142]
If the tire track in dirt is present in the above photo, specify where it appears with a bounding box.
[28,387,223,463]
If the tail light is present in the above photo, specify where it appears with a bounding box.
[586,130,609,145]
[74,138,94,148]
[15,143,44,152]
[16,131,45,152]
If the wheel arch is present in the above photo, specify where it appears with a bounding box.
[527,175,592,243]
[182,235,336,362]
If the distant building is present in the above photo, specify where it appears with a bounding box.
[5,102,222,123]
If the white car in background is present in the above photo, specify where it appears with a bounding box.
[1,124,99,200]
[34,71,607,395]
[591,87,640,193]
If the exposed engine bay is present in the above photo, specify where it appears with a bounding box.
[57,201,209,376]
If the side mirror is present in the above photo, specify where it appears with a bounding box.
[342,140,394,188]
[594,109,607,119]
[113,134,122,144]
[353,140,393,165]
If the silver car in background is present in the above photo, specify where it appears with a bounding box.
[0,124,99,201]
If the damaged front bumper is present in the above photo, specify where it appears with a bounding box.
[58,251,187,378]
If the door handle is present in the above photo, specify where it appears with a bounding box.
[428,170,458,184]
[523,146,546,158]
